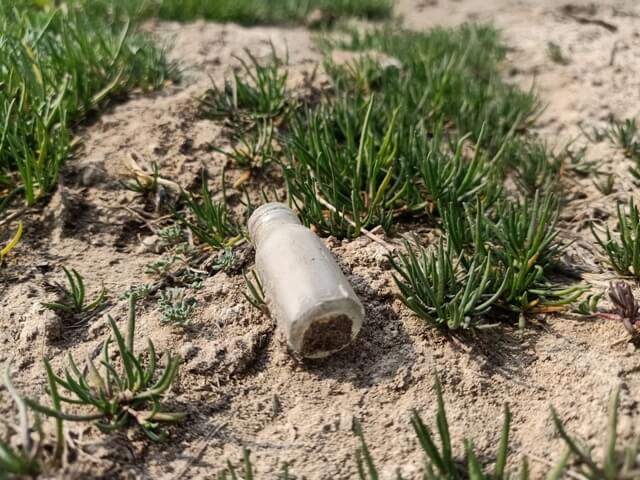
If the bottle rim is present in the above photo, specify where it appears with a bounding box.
[247,203,301,244]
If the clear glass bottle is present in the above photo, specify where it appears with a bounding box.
[248,203,364,358]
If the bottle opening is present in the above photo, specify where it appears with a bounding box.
[248,203,301,246]
[300,314,354,358]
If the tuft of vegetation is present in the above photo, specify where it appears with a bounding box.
[391,193,583,329]
[220,378,640,479]
[282,25,542,239]
[603,281,639,337]
[42,267,107,316]
[243,269,267,314]
[218,120,276,169]
[0,4,178,214]
[594,173,616,195]
[27,297,184,441]
[591,198,640,278]
[575,292,603,316]
[487,192,572,312]
[284,97,404,238]
[158,287,197,325]
[1,367,42,478]
[608,118,640,163]
[177,175,243,249]
[201,47,290,124]
[389,239,506,330]
[122,162,161,196]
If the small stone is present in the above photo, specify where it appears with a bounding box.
[79,164,106,187]
[179,342,198,360]
[136,234,161,254]
[339,411,354,432]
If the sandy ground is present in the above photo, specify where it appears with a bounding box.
[2,0,640,478]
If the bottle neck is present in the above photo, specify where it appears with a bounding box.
[248,203,302,248]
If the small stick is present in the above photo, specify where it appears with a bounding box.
[315,195,396,251]
[0,207,28,228]
[609,41,621,66]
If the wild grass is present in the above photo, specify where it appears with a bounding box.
[391,192,585,328]
[323,26,539,153]
[0,4,178,215]
[42,267,106,315]
[282,25,542,239]
[284,97,404,237]
[389,239,507,329]
[27,297,184,441]
[177,175,243,249]
[218,120,276,169]
[592,198,640,278]
[201,47,290,124]
[219,378,640,479]
[243,269,267,313]
[1,368,42,478]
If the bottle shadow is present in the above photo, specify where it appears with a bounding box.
[300,272,418,389]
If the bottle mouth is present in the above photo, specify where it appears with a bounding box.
[300,313,354,359]
[248,203,301,245]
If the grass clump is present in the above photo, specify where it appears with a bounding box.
[389,240,506,329]
[177,175,243,249]
[1,368,42,478]
[391,193,584,329]
[0,4,178,214]
[592,198,640,278]
[324,26,538,153]
[27,297,184,441]
[284,97,404,237]
[282,24,541,239]
[42,266,106,315]
[201,47,290,124]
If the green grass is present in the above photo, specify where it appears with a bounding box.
[279,25,541,239]
[55,0,392,26]
[42,266,107,316]
[1,368,42,478]
[592,198,640,278]
[27,297,184,441]
[390,192,586,328]
[219,378,640,479]
[177,174,243,249]
[125,0,392,24]
[284,97,404,237]
[0,3,178,215]
[201,46,290,123]
[389,239,507,329]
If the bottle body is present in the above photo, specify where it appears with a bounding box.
[249,204,364,358]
